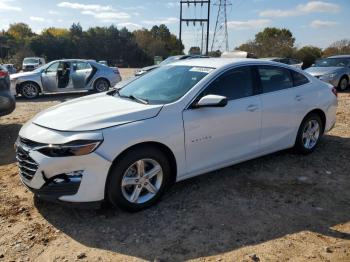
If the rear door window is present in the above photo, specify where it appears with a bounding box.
[258,66,293,93]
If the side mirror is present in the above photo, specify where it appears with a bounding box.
[193,94,227,108]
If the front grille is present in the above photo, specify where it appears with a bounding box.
[16,137,41,181]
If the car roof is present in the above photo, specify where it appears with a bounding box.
[328,55,350,58]
[171,57,275,69]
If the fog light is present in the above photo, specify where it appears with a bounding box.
[52,170,83,184]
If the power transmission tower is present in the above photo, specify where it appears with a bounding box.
[211,0,231,52]
[179,0,211,55]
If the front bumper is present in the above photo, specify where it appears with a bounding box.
[17,123,112,203]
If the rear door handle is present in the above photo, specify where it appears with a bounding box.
[247,105,259,112]
[295,95,303,101]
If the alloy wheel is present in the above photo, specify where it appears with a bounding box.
[96,80,109,92]
[302,119,320,149]
[339,78,348,91]
[121,158,163,204]
[22,83,38,98]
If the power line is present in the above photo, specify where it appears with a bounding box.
[179,0,211,55]
[211,0,232,52]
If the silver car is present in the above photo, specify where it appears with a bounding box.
[305,55,350,91]
[10,59,122,99]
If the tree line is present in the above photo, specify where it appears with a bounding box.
[233,27,350,69]
[1,23,349,69]
[0,23,184,68]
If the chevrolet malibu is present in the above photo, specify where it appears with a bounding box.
[15,58,337,211]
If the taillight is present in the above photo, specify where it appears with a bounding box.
[331,87,338,97]
[0,70,8,78]
[113,68,120,75]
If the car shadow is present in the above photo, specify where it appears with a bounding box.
[35,134,350,261]
[15,91,92,103]
[0,123,22,166]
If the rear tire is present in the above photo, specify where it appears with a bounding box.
[294,113,323,154]
[107,146,171,212]
[337,77,349,91]
[21,82,40,99]
[94,78,110,92]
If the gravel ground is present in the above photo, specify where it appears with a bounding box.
[0,69,349,262]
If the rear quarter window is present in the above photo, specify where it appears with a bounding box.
[290,70,309,87]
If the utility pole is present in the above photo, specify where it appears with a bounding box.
[211,0,231,52]
[179,0,211,55]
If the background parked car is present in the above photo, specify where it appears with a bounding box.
[22,57,46,72]
[2,64,17,74]
[11,59,122,99]
[304,55,350,91]
[135,55,209,76]
[0,65,15,116]
[260,57,303,69]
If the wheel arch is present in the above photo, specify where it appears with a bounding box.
[93,77,111,88]
[340,74,349,81]
[18,80,42,94]
[302,108,326,133]
[104,141,178,198]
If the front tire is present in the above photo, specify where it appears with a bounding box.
[294,113,323,154]
[94,78,110,92]
[338,77,349,91]
[107,146,171,212]
[21,82,40,99]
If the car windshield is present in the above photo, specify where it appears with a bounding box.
[24,58,39,64]
[314,58,349,67]
[118,65,213,104]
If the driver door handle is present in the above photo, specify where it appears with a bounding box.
[247,104,259,112]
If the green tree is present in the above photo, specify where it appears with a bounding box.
[236,27,295,58]
[7,23,34,39]
[295,46,322,69]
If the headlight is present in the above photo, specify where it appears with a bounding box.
[321,73,337,79]
[37,140,102,157]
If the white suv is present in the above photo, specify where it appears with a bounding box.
[16,58,337,211]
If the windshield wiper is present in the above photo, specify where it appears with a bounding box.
[127,95,149,104]
[106,88,119,96]
[118,93,148,104]
[107,88,148,104]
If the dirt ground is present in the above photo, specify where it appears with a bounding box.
[0,68,349,262]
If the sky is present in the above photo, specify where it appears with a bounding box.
[0,0,349,53]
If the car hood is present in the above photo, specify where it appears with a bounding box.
[305,67,341,76]
[32,93,163,131]
[10,71,38,79]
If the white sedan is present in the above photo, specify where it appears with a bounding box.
[15,58,337,211]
